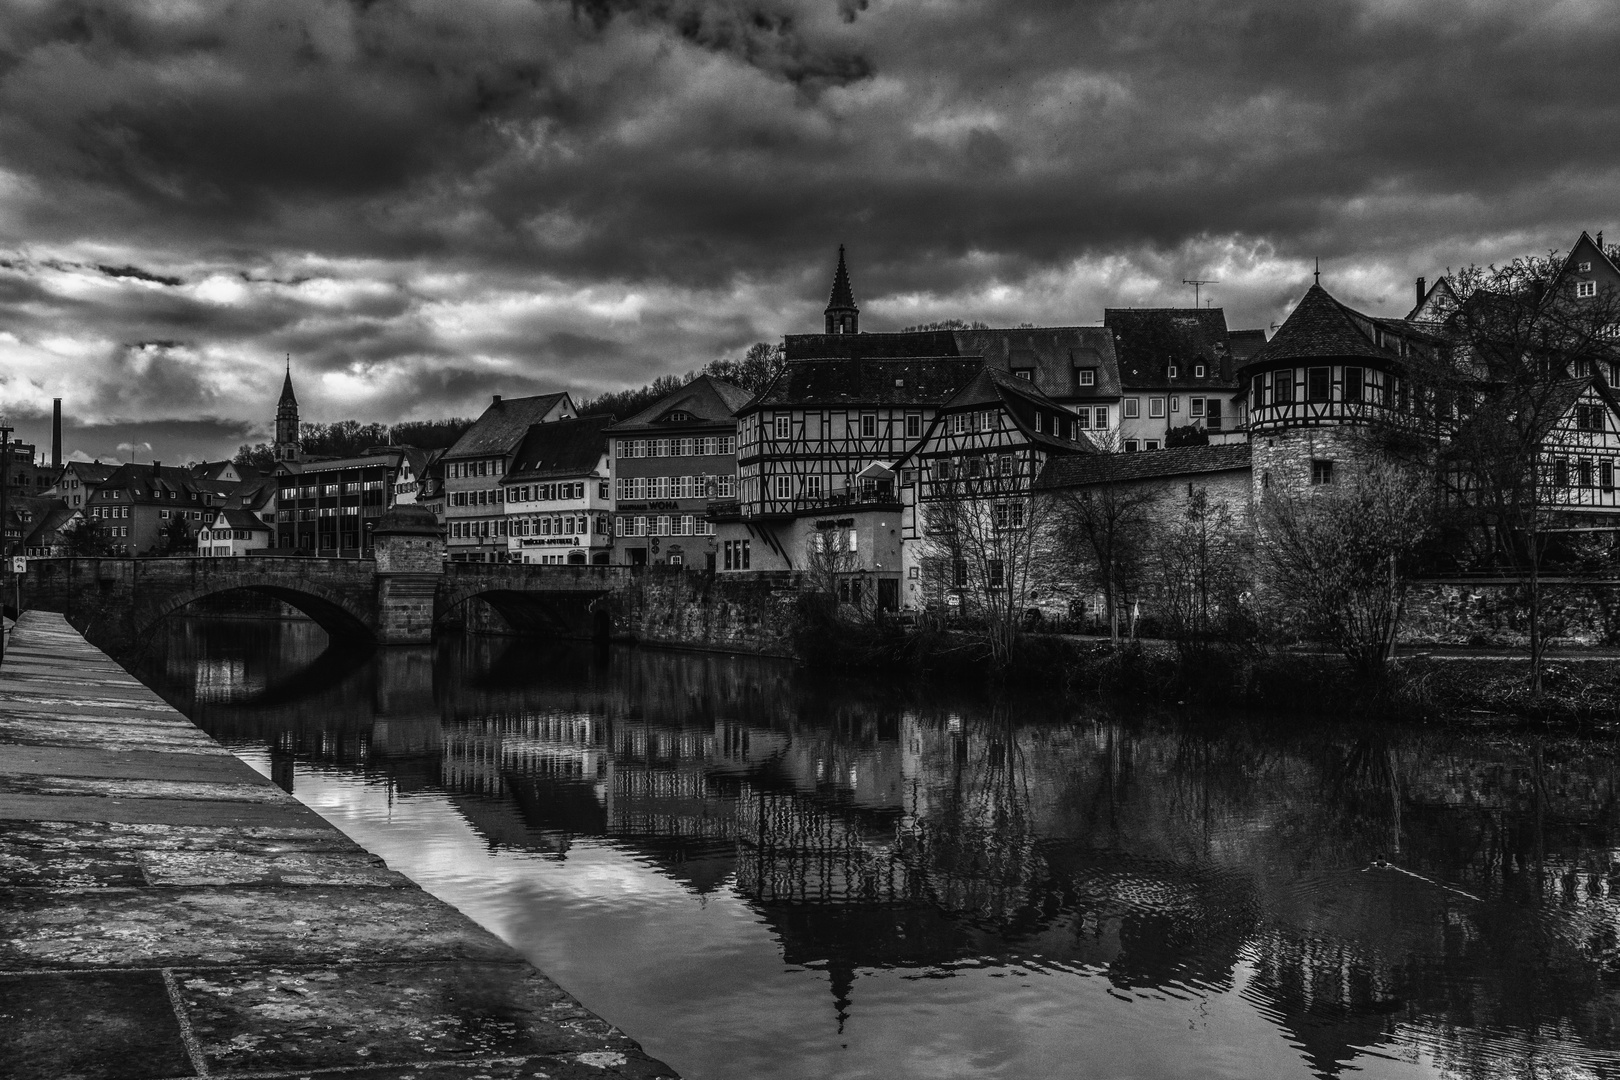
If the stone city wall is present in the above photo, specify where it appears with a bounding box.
[1401,580,1620,648]
[613,567,803,657]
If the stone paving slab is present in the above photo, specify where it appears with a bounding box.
[0,792,325,829]
[0,612,678,1080]
[0,744,252,781]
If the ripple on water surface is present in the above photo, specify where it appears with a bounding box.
[129,617,1620,1080]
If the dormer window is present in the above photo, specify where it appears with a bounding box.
[1168,365,1178,379]
[1076,368,1096,387]
[1194,364,1206,378]
[665,410,694,422]
[1013,369,1033,381]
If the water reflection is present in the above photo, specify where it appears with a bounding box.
[132,616,1620,1080]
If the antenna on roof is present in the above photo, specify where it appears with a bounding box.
[1313,258,1321,285]
[1182,279,1218,307]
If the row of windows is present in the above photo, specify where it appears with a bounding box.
[615,515,714,537]
[506,481,594,503]
[617,436,735,458]
[200,529,258,541]
[1122,396,1224,420]
[770,414,925,440]
[448,458,501,479]
[1554,458,1620,489]
[616,475,735,501]
[1251,367,1402,409]
[723,539,751,570]
[511,514,608,536]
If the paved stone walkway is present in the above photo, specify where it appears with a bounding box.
[0,611,678,1080]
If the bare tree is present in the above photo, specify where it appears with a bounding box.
[1149,488,1253,658]
[919,479,1059,671]
[1259,459,1437,677]
[802,524,869,622]
[1051,481,1158,642]
[1416,256,1620,693]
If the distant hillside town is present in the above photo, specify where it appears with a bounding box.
[8,233,1620,655]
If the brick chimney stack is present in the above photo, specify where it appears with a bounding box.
[1416,277,1426,308]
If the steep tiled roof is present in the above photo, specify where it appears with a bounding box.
[1104,308,1237,389]
[609,375,751,432]
[98,464,208,505]
[209,508,272,531]
[746,357,983,411]
[504,415,615,481]
[938,367,1101,454]
[784,331,961,361]
[22,500,74,548]
[1036,443,1251,490]
[951,326,1121,401]
[278,366,298,407]
[1227,328,1269,361]
[445,393,575,461]
[1244,285,1411,367]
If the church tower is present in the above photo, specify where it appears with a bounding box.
[825,245,859,335]
[274,360,301,462]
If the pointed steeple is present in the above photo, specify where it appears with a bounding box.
[278,357,298,408]
[274,357,301,462]
[824,245,859,335]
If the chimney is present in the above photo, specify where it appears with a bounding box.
[1416,276,1426,307]
[153,460,161,471]
[51,399,61,470]
[492,394,502,406]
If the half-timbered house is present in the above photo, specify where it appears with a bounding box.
[897,367,1096,611]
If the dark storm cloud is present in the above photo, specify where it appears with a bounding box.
[0,0,1615,457]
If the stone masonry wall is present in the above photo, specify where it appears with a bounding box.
[615,567,803,657]
[1402,580,1620,648]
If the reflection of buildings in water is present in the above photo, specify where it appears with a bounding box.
[192,656,265,702]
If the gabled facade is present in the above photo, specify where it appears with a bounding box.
[45,461,114,510]
[497,415,616,565]
[83,463,215,556]
[606,374,748,567]
[199,508,273,557]
[442,392,577,562]
[950,327,1122,432]
[1105,308,1256,449]
[900,367,1096,610]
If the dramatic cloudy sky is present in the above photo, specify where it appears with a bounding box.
[0,0,1615,462]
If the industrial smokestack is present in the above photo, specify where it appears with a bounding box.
[51,398,61,470]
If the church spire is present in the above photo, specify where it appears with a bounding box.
[274,357,301,462]
[825,245,859,335]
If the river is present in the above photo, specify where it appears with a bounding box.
[126,614,1620,1080]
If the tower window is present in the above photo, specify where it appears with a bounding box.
[1344,367,1364,402]
[1311,459,1335,485]
[1307,367,1330,402]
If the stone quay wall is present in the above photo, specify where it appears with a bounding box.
[1402,579,1620,648]
[612,568,803,658]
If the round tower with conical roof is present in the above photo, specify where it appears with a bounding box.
[274,360,301,462]
[1239,282,1436,496]
[825,245,859,335]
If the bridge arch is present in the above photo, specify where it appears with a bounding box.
[138,582,377,644]
[434,586,611,639]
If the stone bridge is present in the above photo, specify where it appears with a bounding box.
[17,531,635,653]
